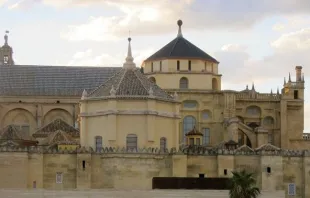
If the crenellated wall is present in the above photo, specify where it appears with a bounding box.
[0,145,307,197]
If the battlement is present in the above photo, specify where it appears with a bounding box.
[0,144,308,157]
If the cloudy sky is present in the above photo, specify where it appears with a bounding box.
[1,0,310,130]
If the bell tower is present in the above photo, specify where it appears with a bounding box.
[0,31,14,66]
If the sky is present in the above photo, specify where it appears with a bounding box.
[1,0,310,131]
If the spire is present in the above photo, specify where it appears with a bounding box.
[288,72,291,82]
[177,19,183,37]
[277,87,280,95]
[270,89,273,95]
[123,37,136,69]
[284,77,286,86]
[4,30,9,45]
[251,82,255,90]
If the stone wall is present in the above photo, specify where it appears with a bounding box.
[0,146,308,197]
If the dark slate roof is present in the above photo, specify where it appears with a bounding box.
[88,68,174,101]
[0,65,121,96]
[144,36,218,63]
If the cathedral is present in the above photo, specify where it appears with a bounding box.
[0,20,308,197]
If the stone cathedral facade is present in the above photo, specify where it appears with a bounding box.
[0,20,309,197]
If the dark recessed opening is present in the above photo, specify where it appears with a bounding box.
[267,167,271,173]
[18,100,22,103]
[82,160,86,170]
[188,60,191,71]
[294,90,298,99]
[177,60,180,71]
[198,173,205,178]
[56,100,60,103]
[224,169,227,175]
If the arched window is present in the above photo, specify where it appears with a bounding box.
[160,137,167,151]
[126,134,137,150]
[149,77,156,84]
[179,77,188,89]
[263,116,274,126]
[95,136,102,152]
[183,116,196,143]
[246,106,261,117]
[177,60,180,71]
[212,78,218,90]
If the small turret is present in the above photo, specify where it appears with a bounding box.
[0,30,14,66]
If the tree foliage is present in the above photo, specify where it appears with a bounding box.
[229,169,260,198]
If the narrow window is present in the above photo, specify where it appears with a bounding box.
[126,134,138,151]
[82,160,86,170]
[188,60,191,71]
[267,167,271,173]
[95,136,102,152]
[151,62,154,72]
[189,138,195,146]
[294,90,298,99]
[160,61,162,71]
[224,169,227,175]
[160,137,167,151]
[202,128,210,145]
[179,77,188,89]
[177,60,180,71]
[3,55,8,64]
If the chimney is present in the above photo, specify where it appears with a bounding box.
[295,66,302,82]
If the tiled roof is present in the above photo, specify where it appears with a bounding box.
[32,119,79,138]
[185,126,203,136]
[144,35,218,63]
[41,130,79,147]
[0,65,121,96]
[88,68,175,101]
[0,125,38,147]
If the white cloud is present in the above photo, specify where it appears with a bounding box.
[0,0,8,6]
[59,0,310,41]
[271,28,310,52]
[67,47,155,67]
[272,15,310,32]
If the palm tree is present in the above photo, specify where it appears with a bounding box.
[229,169,260,198]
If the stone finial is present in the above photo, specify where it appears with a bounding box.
[177,19,183,37]
[284,77,286,85]
[277,87,280,95]
[110,85,116,96]
[288,72,291,82]
[81,89,87,100]
[251,82,255,91]
[148,86,154,96]
[173,91,178,100]
[270,89,273,95]
[246,85,249,90]
[4,30,8,45]
[123,37,136,69]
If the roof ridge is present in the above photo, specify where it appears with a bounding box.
[88,69,125,96]
[115,69,127,92]
[133,69,149,94]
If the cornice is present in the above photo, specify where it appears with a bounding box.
[80,109,181,119]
